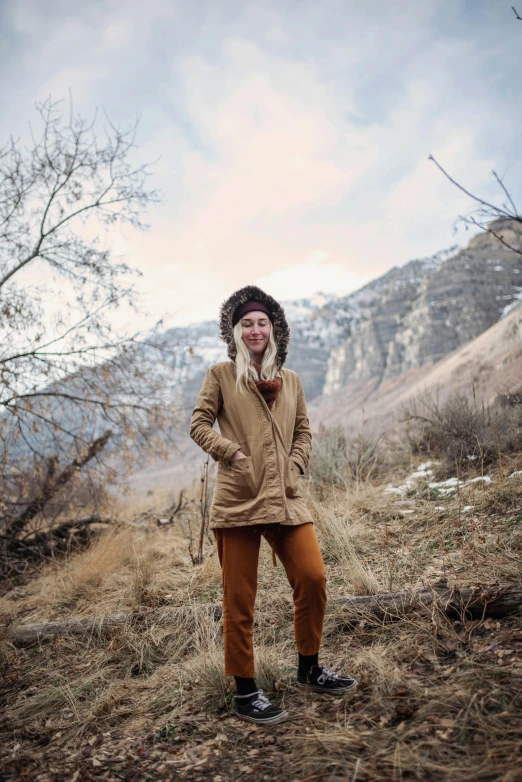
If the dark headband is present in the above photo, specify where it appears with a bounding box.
[232,299,273,327]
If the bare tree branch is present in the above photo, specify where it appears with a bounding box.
[428,155,522,257]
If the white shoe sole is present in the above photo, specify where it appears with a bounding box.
[236,709,290,725]
[296,679,358,696]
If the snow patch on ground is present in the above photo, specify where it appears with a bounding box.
[501,286,522,318]
[384,463,493,497]
[428,477,464,495]
[384,461,435,496]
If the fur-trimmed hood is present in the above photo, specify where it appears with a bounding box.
[218,285,290,369]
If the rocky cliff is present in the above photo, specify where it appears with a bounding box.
[321,219,522,395]
[307,295,522,436]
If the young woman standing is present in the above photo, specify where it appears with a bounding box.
[190,285,356,725]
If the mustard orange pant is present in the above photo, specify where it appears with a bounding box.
[213,522,327,678]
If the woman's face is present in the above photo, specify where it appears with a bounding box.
[240,311,271,358]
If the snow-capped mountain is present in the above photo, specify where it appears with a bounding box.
[169,219,521,413]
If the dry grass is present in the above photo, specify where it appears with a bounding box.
[295,603,522,781]
[1,457,521,780]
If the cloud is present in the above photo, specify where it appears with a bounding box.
[256,252,367,303]
[2,0,521,330]
[122,36,380,322]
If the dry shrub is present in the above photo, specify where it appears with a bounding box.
[335,539,381,595]
[139,614,229,716]
[308,425,351,486]
[403,389,522,474]
[308,422,389,489]
[252,644,295,692]
[310,482,391,548]
[187,550,222,601]
[130,552,154,606]
[151,644,230,716]
[83,680,139,730]
[0,520,190,620]
[310,484,400,594]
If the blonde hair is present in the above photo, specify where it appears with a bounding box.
[233,318,279,392]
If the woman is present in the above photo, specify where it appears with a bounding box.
[190,285,356,725]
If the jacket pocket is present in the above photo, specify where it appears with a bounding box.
[284,457,302,498]
[218,457,258,501]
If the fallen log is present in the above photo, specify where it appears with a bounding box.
[3,514,114,555]
[1,582,520,646]
[337,580,522,621]
[0,604,224,646]
[1,612,129,645]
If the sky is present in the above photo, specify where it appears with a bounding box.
[1,0,521,329]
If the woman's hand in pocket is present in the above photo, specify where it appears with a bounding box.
[285,457,302,497]
[231,449,247,461]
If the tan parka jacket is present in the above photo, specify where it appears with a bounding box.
[189,283,313,530]
[189,360,313,529]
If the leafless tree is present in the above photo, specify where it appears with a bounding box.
[0,98,185,557]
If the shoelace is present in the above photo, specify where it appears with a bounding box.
[250,690,271,711]
[317,667,339,685]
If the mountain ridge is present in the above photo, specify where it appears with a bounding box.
[169,219,521,409]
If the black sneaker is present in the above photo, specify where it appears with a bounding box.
[297,665,357,696]
[235,689,289,725]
